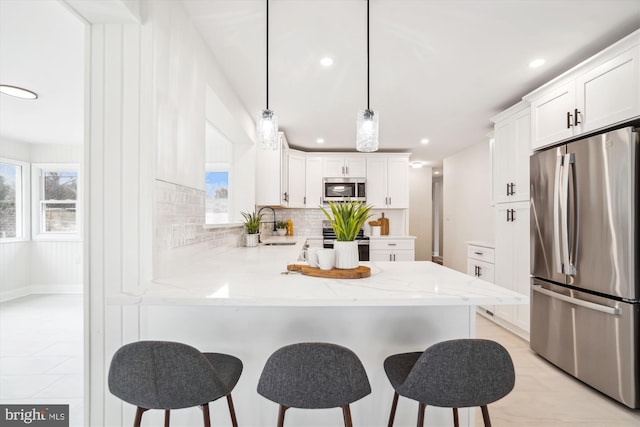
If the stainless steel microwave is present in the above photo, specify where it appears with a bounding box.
[322,177,366,203]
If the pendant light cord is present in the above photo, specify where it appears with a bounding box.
[266,0,270,110]
[366,0,370,110]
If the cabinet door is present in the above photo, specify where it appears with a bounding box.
[492,119,514,203]
[494,203,530,331]
[365,157,387,208]
[323,157,345,177]
[387,158,409,208]
[370,250,391,262]
[255,142,282,206]
[531,82,575,150]
[577,46,640,133]
[305,157,323,208]
[512,109,531,202]
[344,157,366,177]
[287,154,306,208]
[392,250,415,261]
[280,140,289,206]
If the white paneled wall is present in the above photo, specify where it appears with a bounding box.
[30,241,83,291]
[0,242,30,301]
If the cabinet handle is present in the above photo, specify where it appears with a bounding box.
[389,254,393,261]
[393,254,396,261]
[304,196,306,205]
[477,266,482,276]
[506,183,510,196]
[567,111,573,129]
[574,108,581,126]
[511,209,516,222]
[510,182,515,195]
[388,196,391,205]
[346,166,349,175]
[388,243,397,246]
[474,251,483,255]
[506,209,511,222]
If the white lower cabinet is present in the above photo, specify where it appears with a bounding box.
[494,202,530,334]
[370,238,415,261]
[466,243,495,315]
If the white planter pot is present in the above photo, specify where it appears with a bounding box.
[334,240,359,269]
[244,233,260,247]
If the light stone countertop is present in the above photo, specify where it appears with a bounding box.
[113,236,527,307]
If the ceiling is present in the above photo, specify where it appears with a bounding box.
[183,0,640,165]
[0,0,639,167]
[0,0,84,146]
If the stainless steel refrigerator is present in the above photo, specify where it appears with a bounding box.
[530,126,639,408]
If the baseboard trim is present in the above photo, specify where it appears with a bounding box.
[476,307,530,342]
[0,284,83,303]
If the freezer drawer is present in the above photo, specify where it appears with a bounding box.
[530,279,639,408]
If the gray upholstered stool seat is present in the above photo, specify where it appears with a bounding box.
[108,341,242,427]
[257,342,371,427]
[384,339,515,427]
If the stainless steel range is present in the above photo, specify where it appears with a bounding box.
[322,220,370,261]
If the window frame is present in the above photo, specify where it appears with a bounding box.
[0,157,30,242]
[31,163,81,241]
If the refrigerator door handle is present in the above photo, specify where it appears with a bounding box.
[553,153,564,274]
[532,284,620,315]
[562,153,576,275]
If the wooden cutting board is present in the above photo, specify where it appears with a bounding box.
[287,264,371,279]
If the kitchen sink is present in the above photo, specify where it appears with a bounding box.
[262,242,297,246]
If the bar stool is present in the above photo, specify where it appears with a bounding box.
[257,342,371,427]
[108,341,242,427]
[383,339,515,427]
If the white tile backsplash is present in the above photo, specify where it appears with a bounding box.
[154,180,243,278]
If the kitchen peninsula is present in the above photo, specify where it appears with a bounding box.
[110,237,527,427]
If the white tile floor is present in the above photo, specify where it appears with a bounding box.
[475,315,640,426]
[0,294,83,427]
[2,295,640,426]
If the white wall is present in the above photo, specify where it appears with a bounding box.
[409,166,433,261]
[83,1,256,424]
[443,141,494,273]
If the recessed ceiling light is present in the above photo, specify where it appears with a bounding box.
[320,57,334,67]
[529,58,545,68]
[0,84,38,100]
[409,161,425,169]
[316,138,325,144]
[420,138,429,144]
[434,171,440,175]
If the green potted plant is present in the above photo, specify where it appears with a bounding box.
[276,221,288,236]
[321,200,372,269]
[241,211,263,247]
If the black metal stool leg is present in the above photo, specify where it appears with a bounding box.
[453,407,459,427]
[481,405,491,427]
[342,405,353,427]
[226,394,238,427]
[277,405,288,427]
[201,404,210,427]
[387,392,399,427]
[133,407,147,427]
[417,403,426,427]
[164,409,170,427]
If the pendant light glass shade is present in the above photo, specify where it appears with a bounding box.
[357,0,379,152]
[256,108,279,150]
[356,109,379,152]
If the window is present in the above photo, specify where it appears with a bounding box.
[0,160,26,239]
[205,122,233,225]
[33,164,80,238]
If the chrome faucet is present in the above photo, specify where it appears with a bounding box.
[257,206,277,232]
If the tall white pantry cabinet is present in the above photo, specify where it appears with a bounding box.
[489,101,531,336]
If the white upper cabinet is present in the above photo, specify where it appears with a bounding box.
[491,102,530,204]
[256,132,289,206]
[287,151,306,208]
[526,31,640,150]
[305,156,323,208]
[323,156,366,177]
[576,46,640,133]
[366,155,409,209]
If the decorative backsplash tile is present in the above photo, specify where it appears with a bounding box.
[154,180,243,278]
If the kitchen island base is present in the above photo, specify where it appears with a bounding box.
[128,304,477,427]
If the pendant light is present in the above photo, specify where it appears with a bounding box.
[356,0,379,152]
[256,0,279,150]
